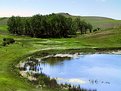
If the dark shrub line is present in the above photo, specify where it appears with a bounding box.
[7,13,94,38]
[2,38,15,46]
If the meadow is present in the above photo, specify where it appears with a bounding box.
[0,17,121,91]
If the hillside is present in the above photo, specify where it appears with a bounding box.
[58,13,121,29]
[0,14,121,91]
[0,18,8,34]
[0,14,121,30]
[81,16,121,29]
[0,17,8,25]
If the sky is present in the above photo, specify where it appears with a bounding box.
[0,0,121,19]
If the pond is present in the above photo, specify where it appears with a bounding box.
[20,54,121,91]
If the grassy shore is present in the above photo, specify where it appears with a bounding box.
[0,25,121,91]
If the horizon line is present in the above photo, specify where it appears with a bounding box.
[0,12,120,20]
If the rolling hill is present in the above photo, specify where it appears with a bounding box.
[80,16,121,29]
[0,13,121,30]
[0,18,8,34]
[0,17,8,26]
[58,13,121,29]
[0,14,121,91]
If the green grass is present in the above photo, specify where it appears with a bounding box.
[81,17,121,29]
[75,16,121,29]
[0,35,65,91]
[58,13,121,29]
[0,25,8,34]
[0,16,121,91]
[0,18,8,25]
[1,15,121,30]
[0,28,121,91]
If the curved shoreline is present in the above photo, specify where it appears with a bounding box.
[16,48,121,91]
[2,47,119,91]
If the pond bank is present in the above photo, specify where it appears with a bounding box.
[30,48,121,58]
[16,48,121,91]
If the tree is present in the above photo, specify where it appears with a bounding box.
[87,23,93,33]
[23,18,32,36]
[7,16,16,34]
[15,16,24,35]
[7,13,93,38]
[74,17,89,34]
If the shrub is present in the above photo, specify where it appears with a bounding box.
[2,38,15,46]
[93,29,98,32]
[2,41,7,46]
[3,38,15,44]
[33,73,58,88]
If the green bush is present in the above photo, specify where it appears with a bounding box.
[2,38,15,46]
[3,38,15,44]
[33,73,58,88]
[2,41,7,46]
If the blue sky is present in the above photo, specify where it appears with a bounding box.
[0,0,121,19]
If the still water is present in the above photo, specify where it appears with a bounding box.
[38,54,121,91]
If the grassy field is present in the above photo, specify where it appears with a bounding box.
[81,17,121,29]
[0,25,8,34]
[1,14,121,30]
[0,18,8,25]
[58,13,121,29]
[0,18,121,91]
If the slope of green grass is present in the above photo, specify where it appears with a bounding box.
[1,15,121,31]
[0,25,8,34]
[81,16,121,29]
[58,13,121,29]
[0,18,9,34]
[0,35,65,91]
[0,15,121,91]
[0,27,121,91]
[0,18,8,25]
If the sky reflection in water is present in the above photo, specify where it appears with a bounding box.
[38,54,121,91]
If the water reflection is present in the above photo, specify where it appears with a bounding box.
[22,54,121,91]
